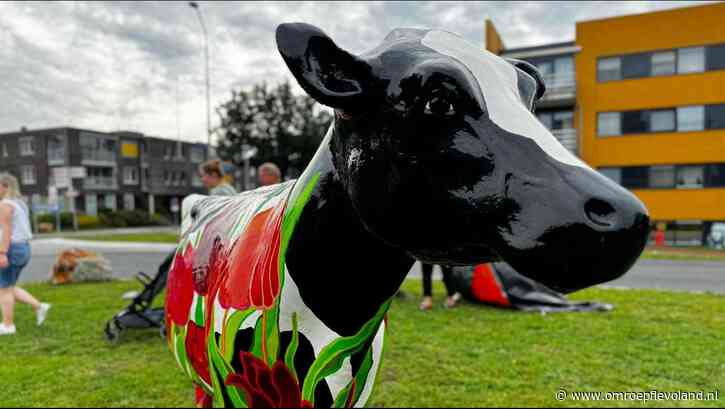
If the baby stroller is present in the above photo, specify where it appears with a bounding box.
[104,253,173,343]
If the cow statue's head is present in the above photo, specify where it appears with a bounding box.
[276,23,649,293]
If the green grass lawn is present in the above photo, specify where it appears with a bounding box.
[73,233,180,244]
[1,280,722,407]
[641,248,725,262]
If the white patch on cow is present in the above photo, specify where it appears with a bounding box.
[421,30,588,169]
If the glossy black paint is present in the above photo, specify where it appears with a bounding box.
[278,23,649,330]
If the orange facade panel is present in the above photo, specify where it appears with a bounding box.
[632,188,725,221]
[575,3,725,221]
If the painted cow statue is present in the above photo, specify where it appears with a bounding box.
[165,23,650,408]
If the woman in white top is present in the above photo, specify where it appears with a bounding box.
[0,173,50,335]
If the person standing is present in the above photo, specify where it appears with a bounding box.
[0,173,50,335]
[419,262,461,311]
[199,159,237,196]
[257,162,282,187]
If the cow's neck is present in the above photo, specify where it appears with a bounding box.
[285,126,415,337]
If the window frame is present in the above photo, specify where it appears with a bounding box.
[19,136,34,156]
[677,46,706,74]
[597,111,622,136]
[21,165,36,185]
[597,56,622,82]
[677,105,705,132]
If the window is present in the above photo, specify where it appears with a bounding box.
[1,143,6,157]
[47,134,66,164]
[650,109,675,132]
[552,111,574,130]
[706,104,725,130]
[123,167,139,185]
[164,145,177,160]
[85,167,116,188]
[677,106,705,131]
[622,53,651,79]
[705,164,725,187]
[598,57,621,81]
[21,165,36,185]
[535,61,553,77]
[175,144,184,160]
[123,193,135,211]
[537,113,553,129]
[598,112,621,136]
[677,47,705,74]
[104,194,117,211]
[599,167,622,185]
[621,111,649,134]
[85,194,98,216]
[180,171,187,186]
[651,51,676,76]
[676,166,704,189]
[649,165,675,188]
[164,170,171,186]
[19,136,34,156]
[553,56,573,74]
[621,167,648,189]
[706,44,725,71]
[190,146,205,163]
[80,132,117,163]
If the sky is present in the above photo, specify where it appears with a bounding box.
[0,1,716,144]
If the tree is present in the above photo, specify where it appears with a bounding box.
[214,81,332,188]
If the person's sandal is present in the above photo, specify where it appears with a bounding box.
[419,298,433,311]
[445,293,462,309]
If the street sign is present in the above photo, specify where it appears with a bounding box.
[70,167,86,179]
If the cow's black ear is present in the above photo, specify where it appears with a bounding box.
[505,58,546,101]
[276,23,377,112]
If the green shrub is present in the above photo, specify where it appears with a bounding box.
[99,212,127,228]
[77,215,102,230]
[36,212,74,229]
[115,209,152,227]
[151,212,172,226]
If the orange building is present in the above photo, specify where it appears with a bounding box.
[486,3,725,245]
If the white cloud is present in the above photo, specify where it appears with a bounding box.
[0,0,716,144]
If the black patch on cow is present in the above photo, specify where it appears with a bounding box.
[286,169,413,336]
[230,328,255,374]
[350,336,375,376]
[278,330,333,407]
[211,346,234,408]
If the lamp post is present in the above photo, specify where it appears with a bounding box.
[189,1,212,157]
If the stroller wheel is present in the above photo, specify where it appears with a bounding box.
[105,320,123,344]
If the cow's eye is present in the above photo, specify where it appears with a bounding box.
[424,96,455,117]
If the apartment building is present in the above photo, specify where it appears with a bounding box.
[485,2,725,244]
[0,126,208,216]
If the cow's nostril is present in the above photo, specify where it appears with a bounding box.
[584,198,617,228]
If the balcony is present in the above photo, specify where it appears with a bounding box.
[83,176,118,190]
[540,72,576,104]
[552,128,578,155]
